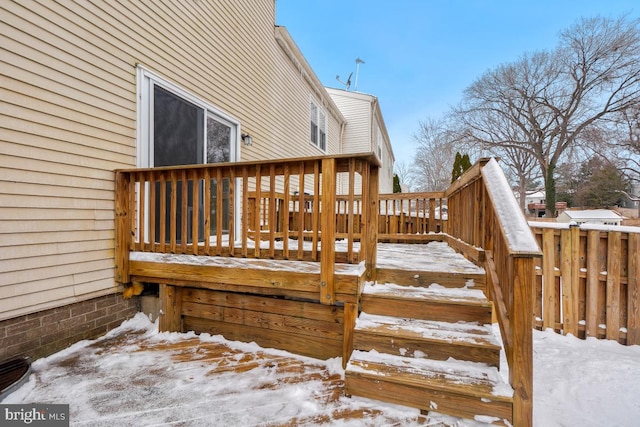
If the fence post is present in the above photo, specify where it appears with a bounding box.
[114,171,131,285]
[628,233,640,344]
[320,158,336,305]
[512,256,534,427]
[561,225,580,336]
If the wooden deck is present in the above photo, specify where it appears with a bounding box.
[115,156,541,426]
[22,319,430,426]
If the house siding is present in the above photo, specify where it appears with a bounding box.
[1,0,343,323]
[327,88,395,193]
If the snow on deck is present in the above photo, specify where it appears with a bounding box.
[363,282,488,303]
[347,349,513,398]
[356,312,499,346]
[2,314,429,426]
[131,240,484,277]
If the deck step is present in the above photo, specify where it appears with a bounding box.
[345,350,513,425]
[360,282,493,324]
[376,268,486,290]
[353,313,501,366]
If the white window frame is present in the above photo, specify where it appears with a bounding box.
[309,98,327,152]
[136,65,241,168]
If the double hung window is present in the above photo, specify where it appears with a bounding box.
[310,99,327,151]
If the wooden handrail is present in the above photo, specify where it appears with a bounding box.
[446,157,541,427]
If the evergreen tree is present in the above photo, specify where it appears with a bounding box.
[451,152,463,183]
[393,174,402,193]
[451,152,472,183]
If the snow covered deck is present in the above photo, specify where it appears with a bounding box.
[5,314,430,426]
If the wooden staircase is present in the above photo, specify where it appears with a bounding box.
[345,267,514,425]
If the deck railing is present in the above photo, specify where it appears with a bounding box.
[529,223,640,345]
[115,153,380,305]
[445,158,541,427]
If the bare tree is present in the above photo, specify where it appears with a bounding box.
[411,118,461,192]
[456,16,640,216]
[393,161,413,191]
[614,105,640,183]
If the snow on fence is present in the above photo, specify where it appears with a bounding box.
[529,222,640,345]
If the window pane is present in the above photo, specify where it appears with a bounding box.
[153,85,204,166]
[206,115,231,163]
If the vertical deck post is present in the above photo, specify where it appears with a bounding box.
[159,284,183,332]
[115,171,131,285]
[320,158,336,305]
[342,302,358,368]
[511,256,534,427]
[364,162,379,281]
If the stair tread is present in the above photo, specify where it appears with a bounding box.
[346,350,513,402]
[362,282,491,306]
[355,312,501,349]
[376,242,485,274]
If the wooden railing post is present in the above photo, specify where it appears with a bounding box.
[320,158,336,305]
[511,256,534,427]
[114,171,131,285]
[364,162,379,280]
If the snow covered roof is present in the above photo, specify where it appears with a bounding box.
[559,210,621,220]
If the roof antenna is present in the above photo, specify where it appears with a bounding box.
[354,57,365,91]
[336,72,352,90]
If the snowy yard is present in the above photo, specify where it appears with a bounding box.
[3,313,640,426]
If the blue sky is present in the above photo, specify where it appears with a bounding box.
[276,1,639,166]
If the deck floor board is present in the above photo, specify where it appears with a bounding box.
[8,317,431,426]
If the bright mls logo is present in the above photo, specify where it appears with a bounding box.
[1,404,69,426]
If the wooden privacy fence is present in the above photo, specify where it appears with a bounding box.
[446,158,541,427]
[529,223,640,345]
[114,153,380,305]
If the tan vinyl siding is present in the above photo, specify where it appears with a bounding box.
[326,89,372,154]
[0,0,344,321]
[327,88,395,193]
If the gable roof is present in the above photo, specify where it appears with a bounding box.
[560,210,621,220]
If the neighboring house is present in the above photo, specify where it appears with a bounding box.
[521,190,567,217]
[0,0,392,361]
[326,88,395,194]
[557,210,623,226]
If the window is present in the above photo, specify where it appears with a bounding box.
[137,66,239,168]
[137,66,240,240]
[310,99,327,151]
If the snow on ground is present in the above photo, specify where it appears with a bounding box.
[4,313,640,426]
[532,329,640,426]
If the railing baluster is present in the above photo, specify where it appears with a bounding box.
[137,171,145,251]
[312,161,320,261]
[269,164,276,258]
[228,167,236,256]
[254,165,262,258]
[348,158,355,262]
[149,171,156,253]
[181,170,188,254]
[204,168,211,256]
[216,167,223,256]
[159,172,167,253]
[297,162,305,260]
[191,169,199,255]
[283,164,290,259]
[242,166,248,257]
[169,170,177,253]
